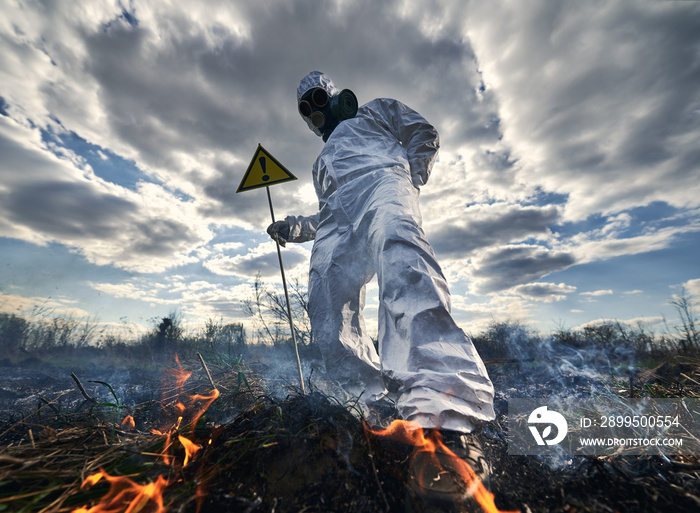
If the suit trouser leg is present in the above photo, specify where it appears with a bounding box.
[366,182,495,432]
[308,221,388,402]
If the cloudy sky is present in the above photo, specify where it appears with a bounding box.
[1,0,699,340]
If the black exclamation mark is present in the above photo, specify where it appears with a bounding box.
[260,156,269,181]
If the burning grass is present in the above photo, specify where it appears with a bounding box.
[1,350,700,512]
[0,352,264,512]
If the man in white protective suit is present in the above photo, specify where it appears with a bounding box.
[267,71,496,491]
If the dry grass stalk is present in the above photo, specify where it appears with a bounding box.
[70,372,97,403]
[197,352,217,391]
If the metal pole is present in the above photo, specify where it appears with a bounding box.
[266,186,306,394]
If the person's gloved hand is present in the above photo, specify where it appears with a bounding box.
[267,220,290,247]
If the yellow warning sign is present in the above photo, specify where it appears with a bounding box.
[236,144,297,193]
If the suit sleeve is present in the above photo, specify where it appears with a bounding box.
[384,99,440,187]
[285,212,319,243]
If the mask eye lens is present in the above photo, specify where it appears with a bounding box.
[298,100,312,117]
[311,88,328,108]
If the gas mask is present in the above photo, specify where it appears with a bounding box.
[298,87,358,142]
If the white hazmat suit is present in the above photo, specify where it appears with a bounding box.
[279,71,494,433]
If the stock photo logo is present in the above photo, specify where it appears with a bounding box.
[528,406,569,446]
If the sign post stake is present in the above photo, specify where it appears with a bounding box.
[265,186,305,394]
[236,144,305,394]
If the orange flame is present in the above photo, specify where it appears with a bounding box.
[121,415,136,430]
[150,357,220,467]
[370,420,518,513]
[74,469,169,513]
[178,435,201,467]
[161,432,172,465]
[161,355,219,434]
[165,354,193,394]
[186,388,220,434]
[73,356,221,512]
[80,472,105,489]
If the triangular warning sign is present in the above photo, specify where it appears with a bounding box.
[236,144,297,193]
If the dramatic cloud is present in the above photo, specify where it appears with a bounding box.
[463,0,700,221]
[429,203,561,257]
[0,117,211,272]
[1,0,698,332]
[468,245,577,294]
[513,282,577,303]
[203,243,310,279]
[89,281,178,306]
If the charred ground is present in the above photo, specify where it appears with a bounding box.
[1,319,700,512]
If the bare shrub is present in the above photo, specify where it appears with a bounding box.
[668,288,699,355]
[553,320,673,361]
[201,317,246,357]
[471,319,541,360]
[0,313,29,360]
[242,272,314,348]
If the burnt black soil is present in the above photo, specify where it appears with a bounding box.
[185,392,400,513]
[1,355,699,512]
[180,390,700,513]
